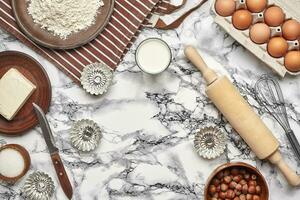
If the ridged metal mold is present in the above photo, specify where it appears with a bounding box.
[194,126,226,159]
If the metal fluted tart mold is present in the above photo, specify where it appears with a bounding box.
[80,62,113,95]
[70,119,102,152]
[194,126,226,159]
[23,171,54,200]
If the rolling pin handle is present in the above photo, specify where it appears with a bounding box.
[184,45,218,85]
[268,151,300,186]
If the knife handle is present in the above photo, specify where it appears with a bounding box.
[51,152,73,199]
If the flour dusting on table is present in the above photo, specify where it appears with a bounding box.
[27,0,104,39]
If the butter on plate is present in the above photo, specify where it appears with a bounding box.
[0,68,36,121]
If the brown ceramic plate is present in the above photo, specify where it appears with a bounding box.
[0,51,51,135]
[12,0,115,49]
[204,162,269,200]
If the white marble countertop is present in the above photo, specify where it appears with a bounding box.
[1,0,300,199]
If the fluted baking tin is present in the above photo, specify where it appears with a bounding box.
[23,171,54,200]
[70,119,102,152]
[80,62,113,95]
[194,126,226,159]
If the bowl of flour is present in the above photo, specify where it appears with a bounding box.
[12,0,115,49]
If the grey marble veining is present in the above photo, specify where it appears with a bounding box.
[1,0,300,199]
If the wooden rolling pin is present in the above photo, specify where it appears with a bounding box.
[184,45,300,186]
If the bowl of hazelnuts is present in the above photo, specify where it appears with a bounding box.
[204,162,269,200]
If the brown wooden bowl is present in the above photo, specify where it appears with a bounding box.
[12,0,115,49]
[204,162,269,200]
[0,51,51,135]
[0,144,31,183]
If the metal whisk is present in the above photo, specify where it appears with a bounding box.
[255,74,300,162]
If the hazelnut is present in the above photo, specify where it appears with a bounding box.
[219,191,226,199]
[253,195,260,200]
[235,189,241,196]
[233,175,242,183]
[226,189,235,199]
[239,194,246,200]
[255,186,261,194]
[231,168,239,176]
[216,185,221,192]
[224,169,230,176]
[209,185,217,195]
[211,198,218,200]
[229,181,237,189]
[217,171,224,179]
[239,179,247,185]
[221,183,229,192]
[213,178,221,186]
[234,197,240,200]
[248,185,256,194]
[244,173,250,181]
[248,180,257,186]
[242,184,248,194]
[212,193,219,198]
[236,184,242,191]
[224,176,232,184]
[246,194,253,200]
[239,169,246,175]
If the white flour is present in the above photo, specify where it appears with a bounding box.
[27,0,104,39]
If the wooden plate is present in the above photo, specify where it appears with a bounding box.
[12,0,115,49]
[0,51,51,135]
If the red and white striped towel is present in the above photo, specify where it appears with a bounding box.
[0,0,164,84]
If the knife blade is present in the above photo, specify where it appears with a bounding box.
[33,103,73,199]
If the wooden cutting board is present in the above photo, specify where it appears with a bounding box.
[0,51,51,135]
[12,0,115,49]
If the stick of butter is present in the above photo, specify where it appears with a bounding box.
[0,68,36,121]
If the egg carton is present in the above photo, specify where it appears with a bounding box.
[212,0,300,77]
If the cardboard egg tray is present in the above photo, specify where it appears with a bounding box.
[212,0,300,77]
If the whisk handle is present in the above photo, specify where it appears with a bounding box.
[286,130,300,162]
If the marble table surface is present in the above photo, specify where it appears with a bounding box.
[1,0,300,199]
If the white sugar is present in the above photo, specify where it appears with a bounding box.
[0,148,25,178]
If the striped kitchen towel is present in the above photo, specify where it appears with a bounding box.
[0,0,164,84]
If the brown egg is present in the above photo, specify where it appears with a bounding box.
[232,10,253,30]
[246,0,268,13]
[282,19,300,41]
[267,37,288,58]
[215,0,236,17]
[249,23,270,44]
[264,6,285,27]
[284,51,300,72]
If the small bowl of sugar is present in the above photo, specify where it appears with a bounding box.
[135,38,172,75]
[0,144,31,183]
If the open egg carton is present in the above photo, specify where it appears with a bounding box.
[212,0,300,77]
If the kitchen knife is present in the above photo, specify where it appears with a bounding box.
[33,103,73,199]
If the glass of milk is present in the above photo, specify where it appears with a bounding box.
[0,144,30,183]
[135,38,172,75]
